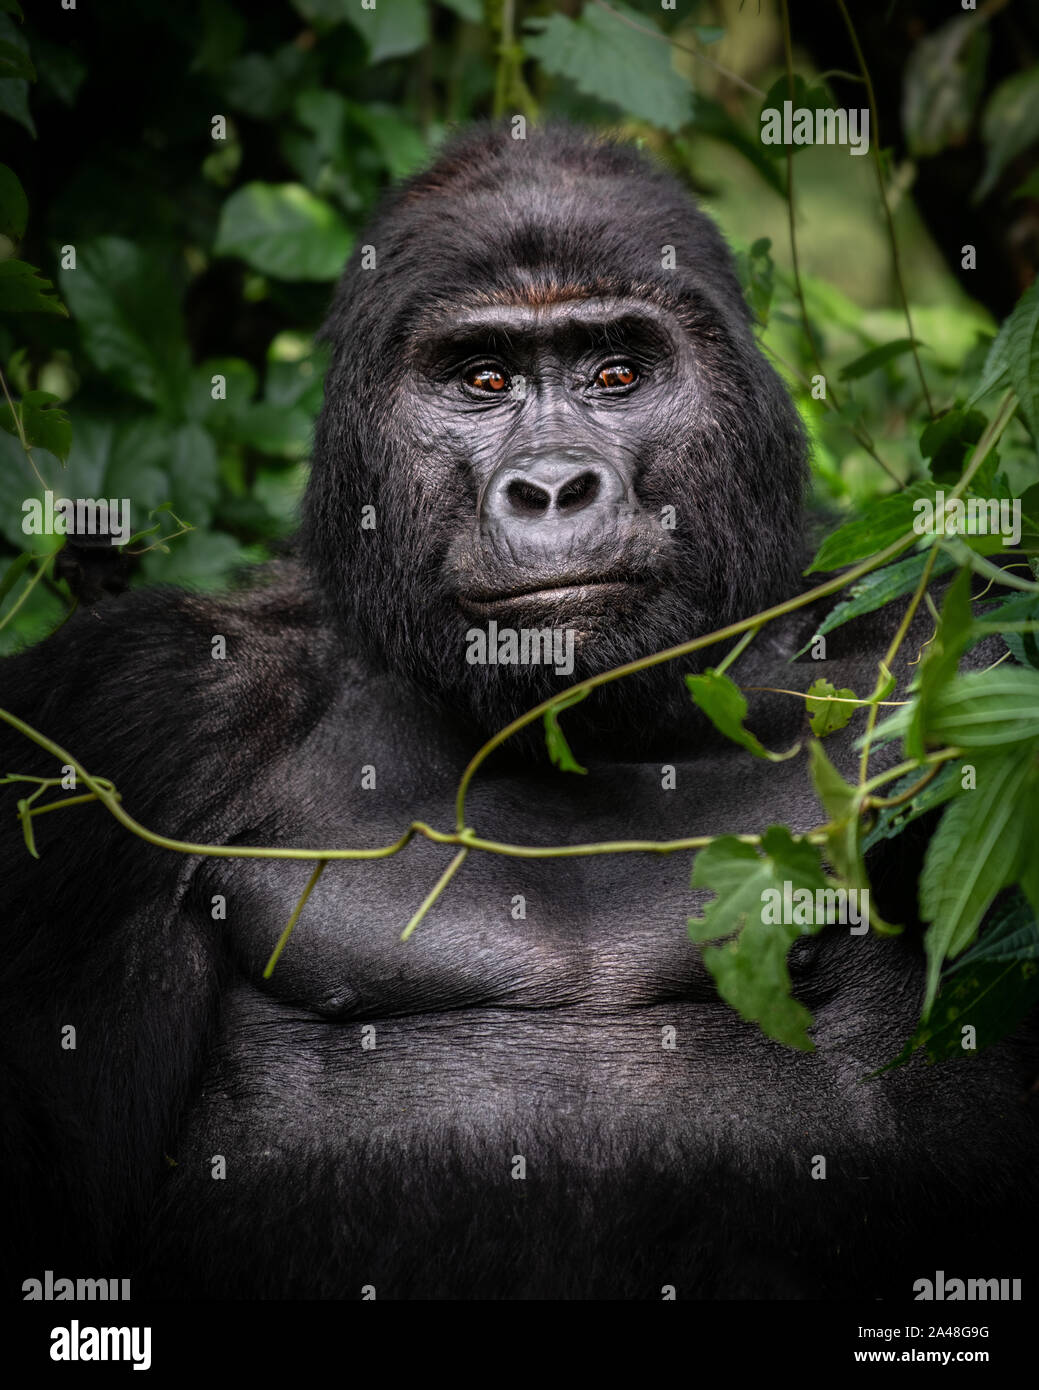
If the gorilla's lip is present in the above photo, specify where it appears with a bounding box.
[458,578,644,613]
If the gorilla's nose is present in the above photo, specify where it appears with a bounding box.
[482,457,629,530]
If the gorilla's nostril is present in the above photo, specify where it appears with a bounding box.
[556,471,600,512]
[507,480,551,515]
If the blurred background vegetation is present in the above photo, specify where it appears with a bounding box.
[1,0,1037,652]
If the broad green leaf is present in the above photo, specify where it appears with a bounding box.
[972,591,1039,668]
[861,762,961,852]
[733,235,775,324]
[359,0,429,64]
[838,338,925,382]
[185,358,260,433]
[890,667,1039,750]
[344,101,427,180]
[0,260,66,316]
[215,182,352,282]
[677,102,784,198]
[808,740,900,934]
[0,13,32,135]
[919,745,1039,1015]
[0,549,31,605]
[942,535,1039,591]
[139,528,252,588]
[905,567,974,759]
[689,827,828,1050]
[0,162,27,240]
[757,75,833,157]
[1003,275,1039,440]
[975,65,1039,201]
[806,483,935,573]
[796,550,956,655]
[224,46,315,119]
[967,277,1038,414]
[947,893,1039,972]
[166,424,220,528]
[291,0,358,25]
[524,4,694,134]
[0,390,71,461]
[544,687,589,775]
[0,36,33,80]
[902,13,989,157]
[919,407,987,483]
[880,957,1039,1070]
[60,237,190,412]
[805,679,858,738]
[439,0,482,22]
[686,668,799,761]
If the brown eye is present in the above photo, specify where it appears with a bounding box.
[466,366,509,392]
[596,363,637,389]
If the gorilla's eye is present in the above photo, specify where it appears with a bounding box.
[595,363,638,390]
[464,365,510,393]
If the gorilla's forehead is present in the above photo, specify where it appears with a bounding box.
[408,293,691,351]
[327,128,751,349]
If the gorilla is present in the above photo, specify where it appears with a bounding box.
[1,123,1036,1301]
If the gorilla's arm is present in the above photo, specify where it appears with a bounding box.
[0,572,332,1278]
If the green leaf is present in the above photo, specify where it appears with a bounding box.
[139,528,250,589]
[678,102,784,198]
[861,762,961,852]
[796,550,956,655]
[972,591,1039,669]
[359,0,429,63]
[0,37,33,81]
[439,0,482,21]
[0,162,27,240]
[215,182,352,282]
[838,338,925,382]
[902,13,989,158]
[919,745,1039,1015]
[757,75,833,158]
[344,101,427,180]
[686,668,799,761]
[0,389,71,461]
[891,667,1039,751]
[524,4,694,134]
[165,424,220,528]
[920,407,987,483]
[806,482,935,573]
[882,894,1039,1069]
[1002,277,1039,441]
[967,277,1038,417]
[905,567,974,759]
[60,237,191,412]
[543,688,589,775]
[947,893,1039,972]
[732,236,775,324]
[808,740,900,934]
[880,957,1039,1070]
[0,260,66,316]
[975,65,1039,201]
[0,548,31,605]
[805,679,858,737]
[688,827,828,1051]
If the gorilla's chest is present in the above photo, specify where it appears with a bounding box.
[205,731,827,1020]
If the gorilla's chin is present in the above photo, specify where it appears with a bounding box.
[398,590,717,753]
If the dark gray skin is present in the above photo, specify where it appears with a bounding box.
[1,125,1036,1299]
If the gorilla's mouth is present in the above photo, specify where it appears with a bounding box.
[458,577,646,615]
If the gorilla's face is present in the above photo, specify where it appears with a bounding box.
[305,124,807,737]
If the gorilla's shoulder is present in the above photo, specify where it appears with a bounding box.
[0,560,344,812]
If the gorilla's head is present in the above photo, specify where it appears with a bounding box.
[304,123,806,737]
